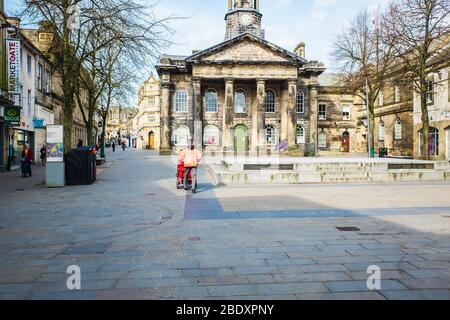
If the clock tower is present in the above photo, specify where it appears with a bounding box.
[225,0,264,40]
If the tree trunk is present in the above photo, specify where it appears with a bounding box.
[420,88,430,160]
[100,116,107,158]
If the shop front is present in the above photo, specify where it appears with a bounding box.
[8,127,34,170]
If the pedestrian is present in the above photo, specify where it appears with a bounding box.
[40,145,46,166]
[21,144,33,178]
[77,139,83,148]
[112,141,116,152]
[178,144,202,193]
[122,141,126,151]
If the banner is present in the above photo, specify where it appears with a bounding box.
[6,39,21,94]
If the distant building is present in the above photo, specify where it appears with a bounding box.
[133,75,161,150]
[413,40,450,160]
[106,106,138,145]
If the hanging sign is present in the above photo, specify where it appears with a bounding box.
[6,39,21,94]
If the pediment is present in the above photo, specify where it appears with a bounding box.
[186,33,305,65]
[203,39,291,63]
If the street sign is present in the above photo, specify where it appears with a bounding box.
[6,39,21,94]
[3,106,21,125]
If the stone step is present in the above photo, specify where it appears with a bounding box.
[208,165,450,185]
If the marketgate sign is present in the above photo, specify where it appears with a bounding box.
[3,106,21,125]
[6,39,21,94]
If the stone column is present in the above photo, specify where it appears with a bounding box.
[223,79,234,152]
[287,80,298,148]
[160,82,171,155]
[192,79,203,149]
[309,85,318,156]
[252,79,266,152]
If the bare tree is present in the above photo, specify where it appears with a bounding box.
[332,9,397,157]
[385,0,450,159]
[21,0,175,152]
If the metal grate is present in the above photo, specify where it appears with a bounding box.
[188,236,201,241]
[336,226,361,232]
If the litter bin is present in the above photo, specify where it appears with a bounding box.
[379,147,388,158]
[65,147,97,185]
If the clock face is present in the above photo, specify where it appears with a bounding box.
[239,13,253,26]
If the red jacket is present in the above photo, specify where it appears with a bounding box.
[22,148,33,163]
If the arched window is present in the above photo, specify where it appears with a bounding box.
[265,90,276,113]
[204,125,220,146]
[175,89,188,112]
[419,127,439,156]
[296,125,305,144]
[394,120,402,140]
[234,89,246,113]
[297,90,304,113]
[205,89,218,113]
[378,121,385,141]
[265,125,277,145]
[172,126,191,146]
[318,132,327,148]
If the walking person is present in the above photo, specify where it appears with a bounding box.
[77,139,83,148]
[40,145,46,166]
[122,141,126,151]
[21,144,33,178]
[178,144,203,193]
[112,141,116,152]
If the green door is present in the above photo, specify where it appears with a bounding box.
[234,125,248,152]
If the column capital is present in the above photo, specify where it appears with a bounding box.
[224,78,235,84]
[288,79,298,85]
[256,79,267,84]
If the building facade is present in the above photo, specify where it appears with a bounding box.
[356,78,415,158]
[156,0,366,156]
[133,75,161,150]
[413,43,450,160]
[0,0,16,171]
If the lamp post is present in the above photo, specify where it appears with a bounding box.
[365,76,374,158]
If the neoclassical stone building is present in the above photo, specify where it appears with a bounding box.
[156,0,366,156]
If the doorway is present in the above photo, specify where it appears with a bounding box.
[234,125,249,153]
[342,132,350,153]
[149,131,155,150]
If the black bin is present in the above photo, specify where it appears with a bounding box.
[379,147,388,158]
[65,147,97,185]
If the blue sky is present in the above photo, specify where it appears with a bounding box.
[5,0,390,73]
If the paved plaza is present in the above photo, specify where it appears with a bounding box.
[0,149,450,300]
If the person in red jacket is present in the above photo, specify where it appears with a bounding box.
[21,144,33,178]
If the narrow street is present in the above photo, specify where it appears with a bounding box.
[0,149,449,300]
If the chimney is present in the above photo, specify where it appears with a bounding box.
[294,42,305,59]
